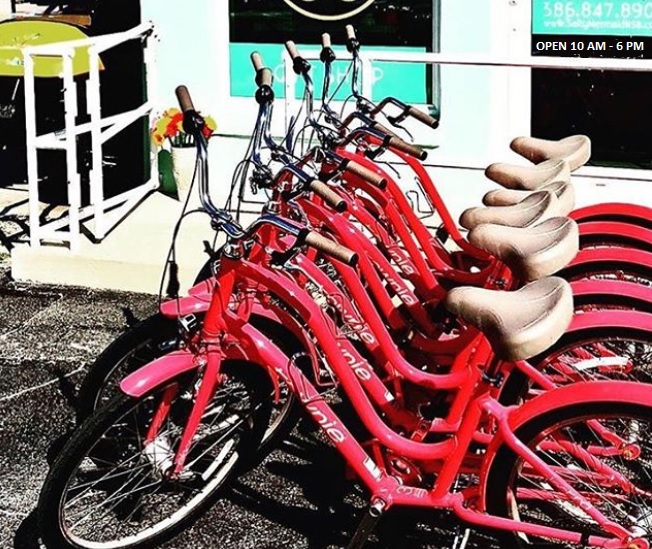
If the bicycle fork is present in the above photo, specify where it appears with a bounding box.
[144,349,223,478]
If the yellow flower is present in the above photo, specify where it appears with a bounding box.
[150,107,217,148]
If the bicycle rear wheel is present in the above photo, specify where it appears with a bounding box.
[39,361,271,549]
[499,319,652,405]
[485,400,652,548]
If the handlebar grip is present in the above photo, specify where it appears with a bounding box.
[387,136,428,161]
[369,120,399,139]
[309,180,347,213]
[285,40,300,61]
[345,25,357,41]
[259,68,273,88]
[407,106,439,129]
[250,52,264,73]
[175,86,195,113]
[304,231,358,267]
[321,33,332,48]
[344,160,388,189]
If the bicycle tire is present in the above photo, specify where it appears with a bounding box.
[571,204,652,231]
[39,361,271,549]
[484,400,652,548]
[580,233,652,253]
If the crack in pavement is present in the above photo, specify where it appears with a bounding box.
[0,364,86,404]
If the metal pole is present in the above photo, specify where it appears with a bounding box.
[23,53,40,248]
[62,53,81,252]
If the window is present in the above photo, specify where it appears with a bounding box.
[229,0,440,110]
[531,0,652,169]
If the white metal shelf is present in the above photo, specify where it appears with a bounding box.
[22,22,159,251]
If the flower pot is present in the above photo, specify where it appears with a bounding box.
[170,146,197,204]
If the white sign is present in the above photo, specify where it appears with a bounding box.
[282,0,376,21]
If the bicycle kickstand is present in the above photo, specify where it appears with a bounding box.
[346,500,386,549]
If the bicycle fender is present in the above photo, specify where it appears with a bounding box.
[159,279,214,318]
[571,202,652,226]
[579,220,652,250]
[159,279,302,327]
[565,245,652,269]
[570,279,652,311]
[119,323,288,398]
[157,285,317,386]
[479,380,652,510]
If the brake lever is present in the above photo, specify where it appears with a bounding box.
[389,121,414,142]
[270,245,302,267]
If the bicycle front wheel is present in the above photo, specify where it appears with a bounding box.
[38,361,272,549]
[77,312,301,459]
[485,400,652,548]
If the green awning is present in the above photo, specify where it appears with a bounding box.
[0,20,103,78]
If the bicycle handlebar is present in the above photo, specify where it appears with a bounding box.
[368,120,400,139]
[175,85,195,113]
[406,106,439,129]
[346,24,360,54]
[285,40,312,76]
[321,33,331,49]
[308,180,347,213]
[251,52,264,73]
[250,51,273,88]
[372,97,439,130]
[320,33,336,64]
[387,136,427,160]
[303,230,358,267]
[259,68,273,88]
[344,159,388,189]
[285,40,300,61]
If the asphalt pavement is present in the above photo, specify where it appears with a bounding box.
[0,258,500,549]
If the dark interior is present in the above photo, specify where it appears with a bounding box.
[0,0,148,204]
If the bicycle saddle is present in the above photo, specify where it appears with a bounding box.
[482,181,575,215]
[459,190,561,231]
[511,135,591,171]
[484,159,571,190]
[445,277,573,361]
[468,217,579,281]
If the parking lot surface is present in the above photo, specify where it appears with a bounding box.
[0,261,499,549]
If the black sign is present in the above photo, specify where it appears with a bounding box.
[532,34,652,59]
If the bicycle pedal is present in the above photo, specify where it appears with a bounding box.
[347,500,386,549]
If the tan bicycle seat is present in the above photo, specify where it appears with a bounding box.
[482,181,575,215]
[510,135,591,171]
[485,159,571,190]
[459,191,560,231]
[468,217,579,281]
[445,277,573,361]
